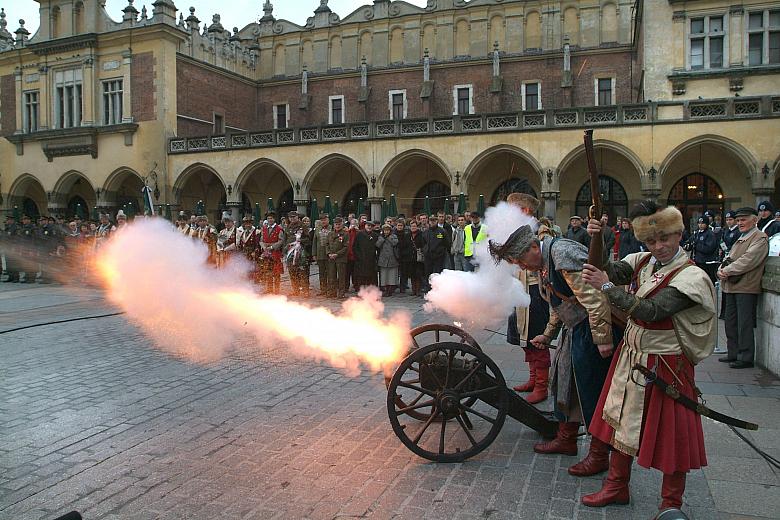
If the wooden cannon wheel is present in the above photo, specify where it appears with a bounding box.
[385,324,482,421]
[386,342,509,463]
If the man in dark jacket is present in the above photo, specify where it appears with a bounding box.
[693,216,718,284]
[600,213,615,259]
[617,218,642,259]
[565,216,590,247]
[423,216,451,292]
[352,220,378,290]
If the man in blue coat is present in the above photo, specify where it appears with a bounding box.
[693,216,718,284]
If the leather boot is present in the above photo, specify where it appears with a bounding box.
[581,451,632,507]
[526,367,549,404]
[534,421,579,455]
[659,472,686,510]
[568,436,610,476]
[513,365,535,392]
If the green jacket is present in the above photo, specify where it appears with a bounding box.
[326,229,350,263]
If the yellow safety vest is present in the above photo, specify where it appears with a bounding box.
[464,223,487,257]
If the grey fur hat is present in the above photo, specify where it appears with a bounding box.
[488,225,536,264]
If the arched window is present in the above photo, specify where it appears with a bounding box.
[490,178,538,206]
[575,175,628,224]
[67,195,88,218]
[412,181,451,215]
[22,197,40,219]
[667,173,724,231]
[278,188,294,217]
[342,184,368,216]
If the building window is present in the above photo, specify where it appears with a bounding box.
[54,69,83,129]
[23,91,39,133]
[667,173,724,230]
[329,95,345,124]
[389,90,407,120]
[412,181,451,215]
[274,104,289,129]
[748,9,780,65]
[452,85,473,115]
[576,175,628,225]
[102,79,123,125]
[213,114,224,134]
[490,178,538,206]
[522,82,541,111]
[689,15,725,69]
[595,77,615,106]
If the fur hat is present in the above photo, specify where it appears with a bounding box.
[488,225,536,264]
[631,204,684,242]
[116,210,127,220]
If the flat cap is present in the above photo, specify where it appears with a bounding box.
[734,207,758,217]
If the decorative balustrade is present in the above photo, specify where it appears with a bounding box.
[169,97,779,154]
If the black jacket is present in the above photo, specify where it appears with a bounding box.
[693,228,718,263]
[565,226,591,248]
[395,228,416,262]
[423,225,451,260]
[353,230,378,277]
[618,228,642,259]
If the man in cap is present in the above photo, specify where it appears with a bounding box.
[193,215,218,264]
[237,216,260,282]
[718,207,768,369]
[488,220,623,478]
[756,201,780,237]
[326,217,350,298]
[575,201,716,515]
[505,193,553,404]
[216,212,238,268]
[692,215,718,284]
[259,211,285,294]
[312,213,332,296]
[284,211,311,297]
[565,215,590,247]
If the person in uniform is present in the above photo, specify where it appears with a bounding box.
[312,213,332,296]
[193,215,218,264]
[505,193,553,405]
[691,216,718,284]
[718,210,740,319]
[488,224,624,478]
[576,201,716,515]
[326,217,349,298]
[756,201,780,237]
[284,211,311,297]
[237,216,260,283]
[258,211,284,294]
[216,213,237,268]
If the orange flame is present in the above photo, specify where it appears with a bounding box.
[95,219,410,375]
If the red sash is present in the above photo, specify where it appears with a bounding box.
[630,255,693,330]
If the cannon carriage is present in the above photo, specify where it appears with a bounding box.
[385,324,558,462]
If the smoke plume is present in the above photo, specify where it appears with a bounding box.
[423,202,533,328]
[96,219,411,375]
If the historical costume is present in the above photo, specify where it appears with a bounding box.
[94,214,115,251]
[193,216,218,264]
[488,226,624,478]
[284,211,311,297]
[216,213,237,268]
[237,216,260,283]
[581,202,716,514]
[259,211,285,294]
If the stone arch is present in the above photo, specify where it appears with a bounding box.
[102,167,145,213]
[303,154,369,215]
[173,163,228,221]
[463,144,545,187]
[236,158,295,217]
[659,135,756,211]
[379,149,452,217]
[302,153,369,196]
[659,134,757,181]
[556,141,645,224]
[52,170,97,210]
[8,173,47,217]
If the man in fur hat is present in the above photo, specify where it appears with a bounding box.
[259,211,285,294]
[488,219,624,480]
[573,201,716,516]
[216,212,237,268]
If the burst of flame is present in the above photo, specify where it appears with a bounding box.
[95,219,411,375]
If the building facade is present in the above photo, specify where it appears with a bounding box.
[1,0,779,227]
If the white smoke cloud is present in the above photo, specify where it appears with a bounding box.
[97,219,411,376]
[423,202,534,328]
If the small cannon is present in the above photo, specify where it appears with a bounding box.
[385,324,558,462]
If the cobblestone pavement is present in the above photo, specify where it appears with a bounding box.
[1,283,777,520]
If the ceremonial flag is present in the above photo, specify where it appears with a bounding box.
[142,185,155,216]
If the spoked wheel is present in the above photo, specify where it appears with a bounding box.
[385,324,481,421]
[387,342,508,463]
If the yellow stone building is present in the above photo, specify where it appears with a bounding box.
[1,0,778,227]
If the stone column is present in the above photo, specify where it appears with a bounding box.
[367,197,383,222]
[294,199,309,216]
[81,57,95,126]
[541,191,559,220]
[39,67,50,130]
[14,69,22,133]
[121,50,134,122]
[226,202,241,222]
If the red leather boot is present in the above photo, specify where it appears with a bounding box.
[533,421,579,455]
[568,436,610,476]
[581,450,632,507]
[513,366,536,392]
[659,472,686,510]
[526,367,549,404]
